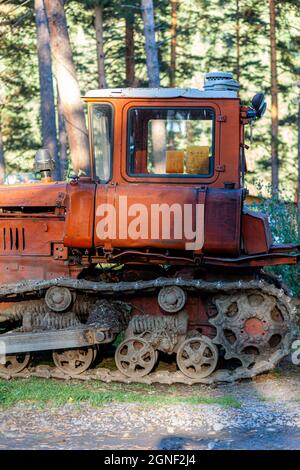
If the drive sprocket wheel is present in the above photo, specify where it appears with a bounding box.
[0,352,31,374]
[176,336,218,378]
[209,289,295,370]
[52,347,95,375]
[115,336,156,378]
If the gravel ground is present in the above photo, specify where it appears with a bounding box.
[0,365,299,450]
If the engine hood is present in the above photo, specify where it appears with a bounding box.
[0,182,68,209]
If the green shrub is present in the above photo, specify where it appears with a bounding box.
[246,185,300,296]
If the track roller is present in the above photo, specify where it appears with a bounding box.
[176,336,218,379]
[115,336,157,378]
[52,346,95,375]
[0,353,31,374]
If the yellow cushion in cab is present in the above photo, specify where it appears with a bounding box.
[186,146,209,174]
[166,150,184,173]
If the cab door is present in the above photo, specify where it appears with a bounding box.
[91,102,115,251]
[111,100,220,252]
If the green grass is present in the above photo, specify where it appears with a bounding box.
[272,367,283,377]
[0,378,241,409]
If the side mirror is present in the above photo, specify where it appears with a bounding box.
[251,93,267,119]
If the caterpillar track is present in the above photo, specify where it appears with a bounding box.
[0,276,298,385]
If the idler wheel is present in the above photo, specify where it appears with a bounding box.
[115,337,156,378]
[0,352,31,374]
[176,336,218,379]
[45,286,74,312]
[158,286,186,313]
[52,347,95,375]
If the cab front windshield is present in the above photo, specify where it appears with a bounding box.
[128,107,215,177]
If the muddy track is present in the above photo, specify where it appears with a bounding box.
[0,277,298,384]
[0,276,294,298]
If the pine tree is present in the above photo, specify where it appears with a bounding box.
[0,107,5,184]
[269,0,279,197]
[57,85,68,179]
[141,0,160,87]
[170,0,177,87]
[34,0,60,180]
[297,81,300,234]
[0,1,40,177]
[125,11,135,86]
[235,0,240,83]
[94,2,106,88]
[44,0,90,176]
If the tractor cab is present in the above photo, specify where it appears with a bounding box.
[78,73,269,262]
[85,89,219,184]
[84,77,242,189]
[83,72,265,190]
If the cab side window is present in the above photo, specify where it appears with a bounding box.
[128,107,214,178]
[92,104,112,181]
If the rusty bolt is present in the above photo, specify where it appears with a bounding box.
[96,331,105,342]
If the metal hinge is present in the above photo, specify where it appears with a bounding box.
[216,164,225,172]
[53,243,68,260]
[217,115,227,122]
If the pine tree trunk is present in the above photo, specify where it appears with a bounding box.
[297,84,300,237]
[125,14,135,86]
[57,86,68,180]
[269,0,279,197]
[34,0,60,180]
[170,0,177,87]
[0,111,5,184]
[95,4,106,88]
[141,0,160,87]
[151,120,166,172]
[236,0,240,83]
[44,0,90,176]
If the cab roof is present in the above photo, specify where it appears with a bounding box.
[83,87,238,100]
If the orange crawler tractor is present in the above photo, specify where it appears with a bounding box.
[0,72,298,383]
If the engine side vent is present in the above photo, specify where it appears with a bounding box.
[2,226,25,252]
[204,71,240,94]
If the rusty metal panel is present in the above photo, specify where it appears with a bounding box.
[0,219,64,256]
[204,188,243,256]
[94,183,206,252]
[0,182,68,208]
[0,257,73,283]
[63,182,95,248]
[242,211,272,255]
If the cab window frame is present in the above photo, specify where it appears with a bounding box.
[126,106,216,179]
[90,102,114,183]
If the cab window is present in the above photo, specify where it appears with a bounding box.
[127,107,215,177]
[91,104,112,181]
